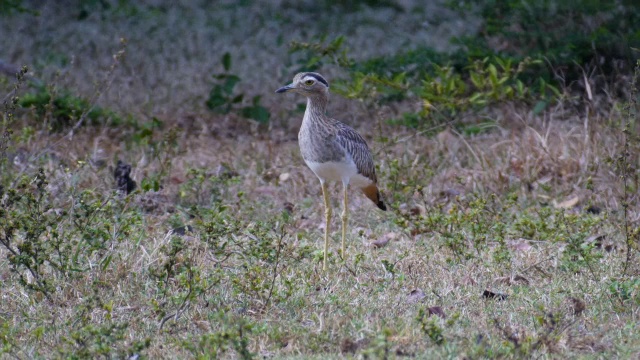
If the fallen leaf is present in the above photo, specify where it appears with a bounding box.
[398,203,409,214]
[170,175,185,184]
[352,226,372,237]
[494,275,530,286]
[395,348,415,357]
[569,297,586,315]
[280,339,291,350]
[340,338,369,354]
[508,239,533,252]
[410,205,426,216]
[410,228,426,237]
[279,172,290,182]
[440,188,461,197]
[513,275,529,284]
[461,274,477,286]
[483,290,508,301]
[370,238,390,248]
[340,338,358,354]
[533,265,552,278]
[170,225,194,236]
[535,175,553,185]
[586,234,606,249]
[585,205,601,214]
[282,202,294,214]
[428,306,446,319]
[436,128,458,151]
[370,232,397,248]
[44,208,64,216]
[216,164,238,179]
[407,289,425,303]
[261,170,277,182]
[554,195,580,209]
[195,320,210,331]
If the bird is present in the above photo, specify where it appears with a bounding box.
[276,72,387,270]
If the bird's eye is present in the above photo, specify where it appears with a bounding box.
[304,79,315,86]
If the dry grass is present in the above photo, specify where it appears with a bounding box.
[1,1,640,359]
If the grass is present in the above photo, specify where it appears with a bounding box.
[1,1,640,359]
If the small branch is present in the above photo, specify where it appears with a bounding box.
[263,229,285,310]
[158,288,193,331]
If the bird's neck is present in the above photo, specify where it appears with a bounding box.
[303,95,329,125]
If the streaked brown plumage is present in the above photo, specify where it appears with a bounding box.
[276,72,386,270]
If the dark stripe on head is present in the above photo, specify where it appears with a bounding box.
[306,73,329,87]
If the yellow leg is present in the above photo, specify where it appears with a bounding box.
[341,183,348,259]
[321,181,331,271]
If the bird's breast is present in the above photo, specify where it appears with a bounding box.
[298,128,345,163]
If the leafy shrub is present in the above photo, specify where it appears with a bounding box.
[19,84,124,131]
[398,191,603,269]
[183,311,254,359]
[206,53,270,123]
[450,0,640,84]
[288,35,559,132]
[609,277,640,306]
[0,167,145,300]
[0,169,59,299]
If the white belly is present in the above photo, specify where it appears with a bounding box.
[305,160,372,187]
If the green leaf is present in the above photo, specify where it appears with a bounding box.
[222,52,232,72]
[241,103,270,123]
[381,259,395,274]
[533,100,548,115]
[222,75,240,95]
[206,88,227,111]
[232,94,244,103]
[141,177,161,192]
[101,255,112,271]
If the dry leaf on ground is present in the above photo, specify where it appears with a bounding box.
[554,195,580,209]
[410,205,426,216]
[279,172,290,182]
[569,297,586,315]
[483,290,508,301]
[494,275,530,285]
[371,232,397,248]
[428,306,446,318]
[407,289,426,303]
[508,238,533,252]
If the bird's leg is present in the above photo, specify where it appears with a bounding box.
[341,182,348,259]
[321,181,331,271]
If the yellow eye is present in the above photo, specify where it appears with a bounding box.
[304,79,315,86]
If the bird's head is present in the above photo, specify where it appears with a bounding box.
[275,72,329,97]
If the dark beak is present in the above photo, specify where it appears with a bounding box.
[275,84,293,93]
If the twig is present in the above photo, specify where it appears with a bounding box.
[374,119,456,156]
[263,226,285,309]
[158,286,193,331]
